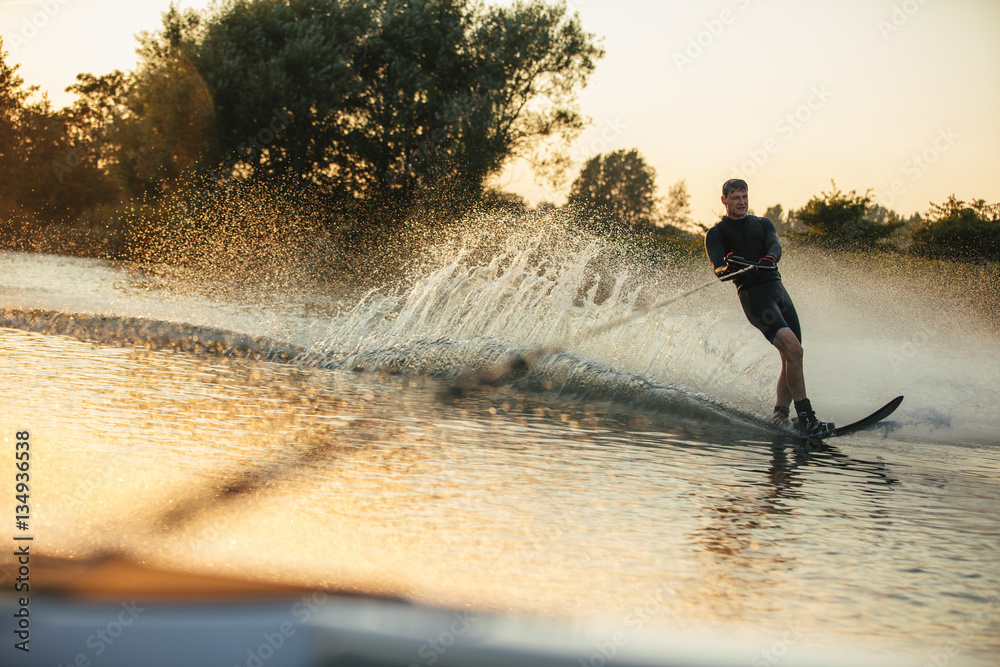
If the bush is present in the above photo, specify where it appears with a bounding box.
[909,196,1000,262]
[790,182,903,250]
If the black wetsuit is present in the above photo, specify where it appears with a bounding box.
[704,215,801,342]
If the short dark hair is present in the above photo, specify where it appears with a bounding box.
[722,178,748,197]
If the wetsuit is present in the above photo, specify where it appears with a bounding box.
[704,215,801,343]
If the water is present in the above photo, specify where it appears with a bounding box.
[1,215,998,666]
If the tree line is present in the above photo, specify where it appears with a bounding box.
[562,149,999,263]
[1,0,603,256]
[1,0,996,264]
[775,182,1000,262]
[562,147,998,262]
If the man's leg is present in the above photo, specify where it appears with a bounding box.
[774,352,792,422]
[771,327,832,434]
[772,327,805,402]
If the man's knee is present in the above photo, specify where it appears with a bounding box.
[787,343,803,364]
[773,328,803,363]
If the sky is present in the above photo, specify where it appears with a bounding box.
[2,0,999,224]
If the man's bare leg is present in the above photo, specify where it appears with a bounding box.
[770,327,831,433]
[773,356,791,423]
[771,327,805,423]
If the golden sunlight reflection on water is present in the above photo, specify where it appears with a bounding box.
[3,327,998,662]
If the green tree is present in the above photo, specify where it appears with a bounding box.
[461,0,600,190]
[59,71,131,177]
[137,0,602,218]
[568,148,658,229]
[790,181,903,249]
[660,179,693,233]
[175,0,363,186]
[1,37,32,216]
[46,71,133,216]
[121,6,217,196]
[764,203,787,231]
[909,195,1000,262]
[14,95,71,220]
[0,38,70,223]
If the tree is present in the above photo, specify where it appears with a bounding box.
[567,148,658,229]
[461,0,601,190]
[13,95,71,221]
[0,38,70,223]
[175,0,365,188]
[764,203,787,231]
[790,181,903,249]
[1,37,32,216]
[660,179,693,232]
[62,70,132,164]
[121,5,217,196]
[909,196,1000,262]
[136,0,603,218]
[46,71,133,214]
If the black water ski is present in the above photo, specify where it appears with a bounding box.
[803,395,904,440]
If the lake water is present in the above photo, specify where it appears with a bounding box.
[1,216,998,666]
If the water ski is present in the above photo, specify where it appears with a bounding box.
[793,395,904,440]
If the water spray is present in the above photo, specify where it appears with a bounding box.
[459,262,772,392]
[571,263,760,344]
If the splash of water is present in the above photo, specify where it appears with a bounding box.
[288,206,999,443]
[294,209,773,429]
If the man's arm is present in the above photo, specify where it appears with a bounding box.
[704,227,733,278]
[760,217,782,262]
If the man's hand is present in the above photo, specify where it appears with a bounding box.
[724,252,748,273]
[715,253,750,278]
[758,254,777,270]
[716,252,748,277]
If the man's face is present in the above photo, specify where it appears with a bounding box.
[722,189,749,219]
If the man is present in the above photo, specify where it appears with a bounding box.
[704,178,832,436]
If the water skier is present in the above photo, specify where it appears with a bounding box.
[704,178,833,436]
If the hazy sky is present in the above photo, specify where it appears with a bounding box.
[3,0,998,223]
